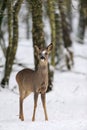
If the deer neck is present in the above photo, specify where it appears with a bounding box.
[37,62,48,76]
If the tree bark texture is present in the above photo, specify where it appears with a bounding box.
[58,0,72,48]
[0,0,7,56]
[1,0,23,87]
[30,0,45,69]
[77,0,87,43]
[0,0,7,27]
[55,12,64,65]
[46,0,56,91]
[47,0,56,67]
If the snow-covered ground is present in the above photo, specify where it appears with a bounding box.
[0,40,87,130]
[0,1,87,129]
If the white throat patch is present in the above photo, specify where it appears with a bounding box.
[41,59,45,62]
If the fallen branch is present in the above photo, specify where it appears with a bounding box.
[14,62,29,68]
[56,66,87,76]
[75,55,87,60]
[71,70,86,76]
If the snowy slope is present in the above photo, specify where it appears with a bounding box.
[0,41,87,130]
[0,1,87,128]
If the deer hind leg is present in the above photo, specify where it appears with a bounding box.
[19,90,31,121]
[19,96,24,121]
[32,92,38,121]
[19,90,26,121]
[41,93,48,121]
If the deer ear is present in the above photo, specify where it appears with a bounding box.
[34,45,40,53]
[47,43,53,53]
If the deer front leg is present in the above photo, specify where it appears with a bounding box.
[32,92,38,121]
[41,93,48,121]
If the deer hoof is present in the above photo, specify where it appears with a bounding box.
[32,117,35,121]
[19,115,24,121]
[45,117,48,121]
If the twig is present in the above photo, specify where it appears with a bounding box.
[75,55,87,60]
[56,66,87,76]
[71,70,86,76]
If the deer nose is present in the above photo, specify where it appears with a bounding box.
[40,56,45,60]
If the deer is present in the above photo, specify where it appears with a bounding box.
[16,43,53,121]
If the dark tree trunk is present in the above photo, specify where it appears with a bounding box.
[55,12,64,65]
[0,0,7,27]
[64,0,72,25]
[58,0,72,48]
[77,0,87,44]
[0,0,7,56]
[47,0,56,66]
[25,2,30,39]
[58,0,74,70]
[1,0,13,86]
[1,0,23,87]
[47,0,56,91]
[30,0,45,69]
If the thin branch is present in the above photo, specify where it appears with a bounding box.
[14,62,29,68]
[75,55,87,60]
[56,67,87,76]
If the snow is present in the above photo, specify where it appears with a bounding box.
[0,1,87,129]
[0,41,87,130]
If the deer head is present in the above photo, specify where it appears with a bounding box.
[35,43,53,66]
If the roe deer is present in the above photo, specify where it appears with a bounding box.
[16,43,53,121]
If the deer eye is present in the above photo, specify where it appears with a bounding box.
[45,52,48,55]
[39,53,41,56]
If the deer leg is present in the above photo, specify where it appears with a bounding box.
[24,91,31,99]
[41,93,48,121]
[19,97,24,121]
[32,93,38,121]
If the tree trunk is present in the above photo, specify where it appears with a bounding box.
[47,0,56,91]
[1,0,23,87]
[47,0,56,67]
[0,0,7,28]
[77,0,87,44]
[25,2,30,39]
[58,0,72,48]
[55,12,64,65]
[30,0,45,69]
[64,0,72,24]
[0,0,7,57]
[58,0,73,70]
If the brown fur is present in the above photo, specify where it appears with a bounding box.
[16,43,53,121]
